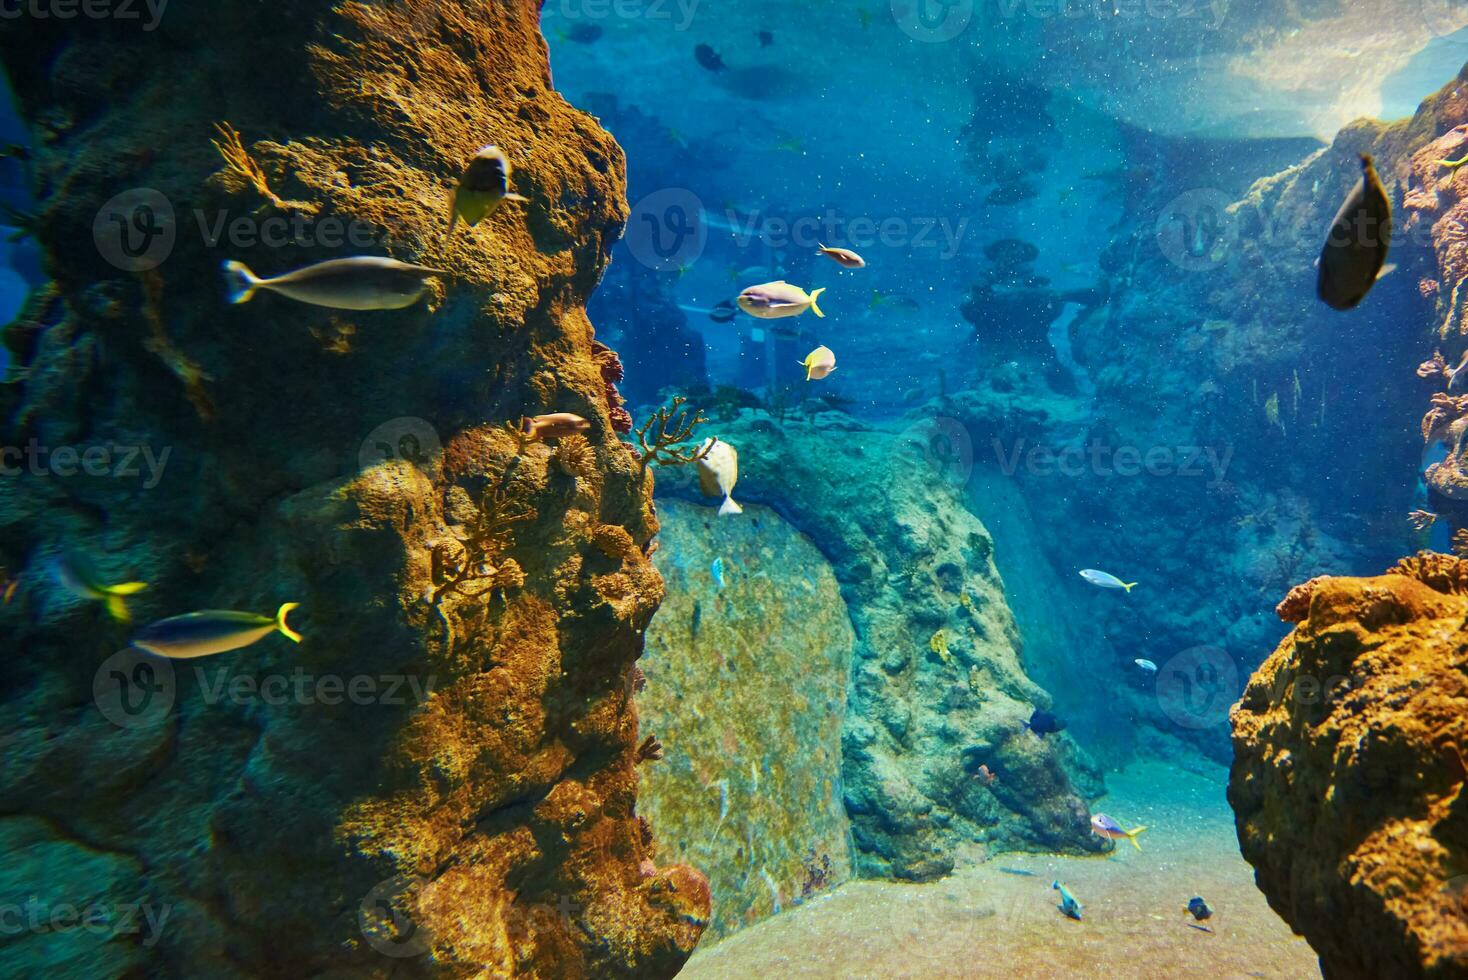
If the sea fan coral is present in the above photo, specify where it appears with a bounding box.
[1388,551,1468,596]
[630,396,710,472]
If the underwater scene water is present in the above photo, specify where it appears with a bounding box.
[2,2,1468,978]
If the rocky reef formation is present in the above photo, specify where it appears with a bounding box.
[638,499,854,939]
[0,3,705,976]
[656,407,1106,883]
[1230,555,1468,979]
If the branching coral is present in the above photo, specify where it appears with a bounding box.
[636,735,664,764]
[431,475,533,603]
[630,396,710,473]
[139,269,214,422]
[210,122,317,215]
[1421,393,1468,444]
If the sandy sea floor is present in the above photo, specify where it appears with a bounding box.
[678,763,1321,979]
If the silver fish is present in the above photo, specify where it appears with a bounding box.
[737,280,826,320]
[223,257,447,310]
[132,603,302,660]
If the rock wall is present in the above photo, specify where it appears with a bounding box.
[638,499,854,939]
[0,3,705,977]
[1230,554,1468,980]
[658,408,1106,883]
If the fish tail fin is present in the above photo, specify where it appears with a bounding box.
[1122,581,1138,593]
[223,261,261,305]
[719,496,743,516]
[275,602,303,644]
[100,581,147,622]
[1128,826,1147,850]
[809,287,826,318]
[804,362,814,381]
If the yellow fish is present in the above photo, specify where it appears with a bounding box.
[799,345,837,381]
[449,145,530,233]
[54,553,147,622]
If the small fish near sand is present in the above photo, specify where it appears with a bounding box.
[1080,569,1137,593]
[694,43,727,73]
[696,437,742,516]
[738,280,826,320]
[1052,881,1083,921]
[522,413,591,441]
[1091,812,1147,851]
[975,764,997,786]
[817,244,865,269]
[54,553,148,623]
[224,257,447,311]
[132,603,302,659]
[449,145,530,233]
[1317,154,1393,312]
[1185,896,1216,932]
[800,345,837,381]
[711,557,726,590]
[1023,708,1066,737]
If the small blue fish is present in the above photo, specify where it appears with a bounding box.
[711,557,726,590]
[1185,896,1214,921]
[1052,881,1083,920]
[1135,659,1158,673]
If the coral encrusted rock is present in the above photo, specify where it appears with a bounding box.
[1230,559,1468,980]
[0,2,705,977]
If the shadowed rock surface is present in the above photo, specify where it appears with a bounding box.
[0,2,705,976]
[1231,555,1468,980]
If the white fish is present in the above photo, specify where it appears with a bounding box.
[223,257,447,310]
[737,280,826,320]
[696,437,742,515]
[1079,569,1137,592]
[799,345,837,381]
[817,244,866,269]
[1134,659,1158,673]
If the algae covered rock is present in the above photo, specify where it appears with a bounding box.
[0,2,705,976]
[1230,557,1468,979]
[657,409,1105,882]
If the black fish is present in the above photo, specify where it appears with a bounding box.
[757,30,774,47]
[1317,154,1392,311]
[1023,708,1066,736]
[1186,896,1214,921]
[710,300,737,324]
[695,43,727,73]
[563,23,603,44]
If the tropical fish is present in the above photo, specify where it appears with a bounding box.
[696,437,742,516]
[224,257,446,310]
[1091,812,1147,851]
[132,603,302,659]
[449,145,530,233]
[694,43,726,72]
[1185,896,1214,922]
[1023,708,1066,736]
[53,553,147,622]
[868,289,919,312]
[711,557,726,590]
[1052,881,1083,921]
[710,300,738,323]
[522,413,591,441]
[1317,154,1392,311]
[975,764,997,786]
[1080,569,1137,592]
[800,345,837,381]
[1134,658,1158,673]
[737,280,826,320]
[817,244,866,269]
